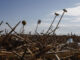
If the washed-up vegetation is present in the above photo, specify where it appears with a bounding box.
[0,9,80,60]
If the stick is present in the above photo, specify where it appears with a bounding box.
[6,22,18,35]
[46,13,59,34]
[48,9,67,35]
[0,21,3,26]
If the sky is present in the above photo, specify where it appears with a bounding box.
[0,0,80,35]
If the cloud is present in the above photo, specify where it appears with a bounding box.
[71,17,80,22]
[74,3,80,6]
[66,6,80,16]
[51,4,80,17]
[57,6,80,17]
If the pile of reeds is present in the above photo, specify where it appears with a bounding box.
[0,9,80,60]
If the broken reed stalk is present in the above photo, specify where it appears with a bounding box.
[55,54,60,60]
[27,48,34,56]
[6,22,18,35]
[35,20,41,34]
[48,9,67,35]
[46,13,59,34]
[35,23,38,34]
[0,30,3,34]
[21,20,26,34]
[12,51,21,59]
[2,21,21,44]
[13,34,31,44]
[20,48,27,60]
[0,21,3,26]
[7,21,21,36]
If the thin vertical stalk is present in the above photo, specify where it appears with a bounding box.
[48,9,67,35]
[46,16,57,34]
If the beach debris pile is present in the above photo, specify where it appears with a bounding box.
[0,9,80,60]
